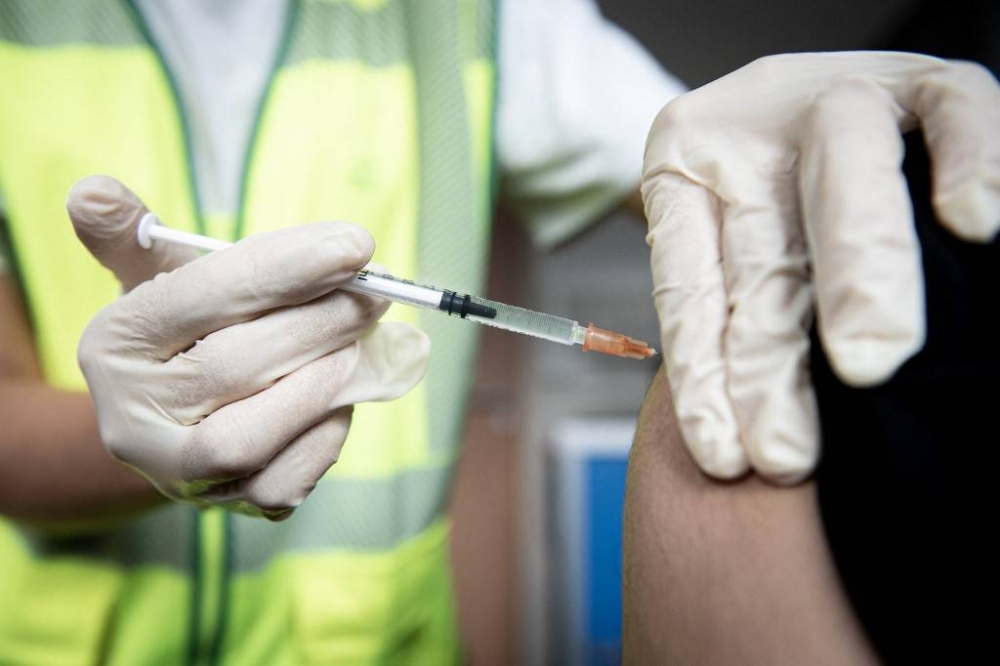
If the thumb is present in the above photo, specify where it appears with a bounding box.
[66,174,199,291]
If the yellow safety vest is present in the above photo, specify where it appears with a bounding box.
[0,0,496,663]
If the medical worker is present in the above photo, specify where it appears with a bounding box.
[0,0,681,663]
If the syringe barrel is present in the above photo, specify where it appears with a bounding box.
[344,270,441,309]
[465,296,578,345]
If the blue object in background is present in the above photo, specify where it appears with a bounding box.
[547,419,634,666]
[585,458,628,666]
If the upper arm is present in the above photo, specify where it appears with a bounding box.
[622,366,876,665]
[496,0,686,249]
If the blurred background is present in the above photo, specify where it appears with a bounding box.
[448,1,995,664]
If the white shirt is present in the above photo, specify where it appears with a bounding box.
[0,0,684,272]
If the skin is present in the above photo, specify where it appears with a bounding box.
[0,274,164,529]
[622,366,879,665]
[622,187,646,220]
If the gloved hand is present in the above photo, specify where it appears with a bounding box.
[642,52,1000,483]
[69,175,430,519]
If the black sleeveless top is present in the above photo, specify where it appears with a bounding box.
[814,5,999,660]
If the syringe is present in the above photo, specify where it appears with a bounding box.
[136,214,657,360]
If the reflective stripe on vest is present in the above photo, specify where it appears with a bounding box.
[0,0,496,662]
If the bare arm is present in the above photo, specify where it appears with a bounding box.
[0,275,163,528]
[622,366,878,665]
[622,187,645,221]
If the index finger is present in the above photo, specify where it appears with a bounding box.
[642,170,748,478]
[118,222,375,360]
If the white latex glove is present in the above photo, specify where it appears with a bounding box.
[69,175,430,519]
[642,52,1000,484]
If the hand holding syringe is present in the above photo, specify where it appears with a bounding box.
[137,214,658,360]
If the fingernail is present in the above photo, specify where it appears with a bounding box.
[698,444,750,479]
[827,333,923,387]
[265,508,295,522]
[936,181,1000,243]
[751,444,817,485]
[318,222,376,269]
[67,175,144,239]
